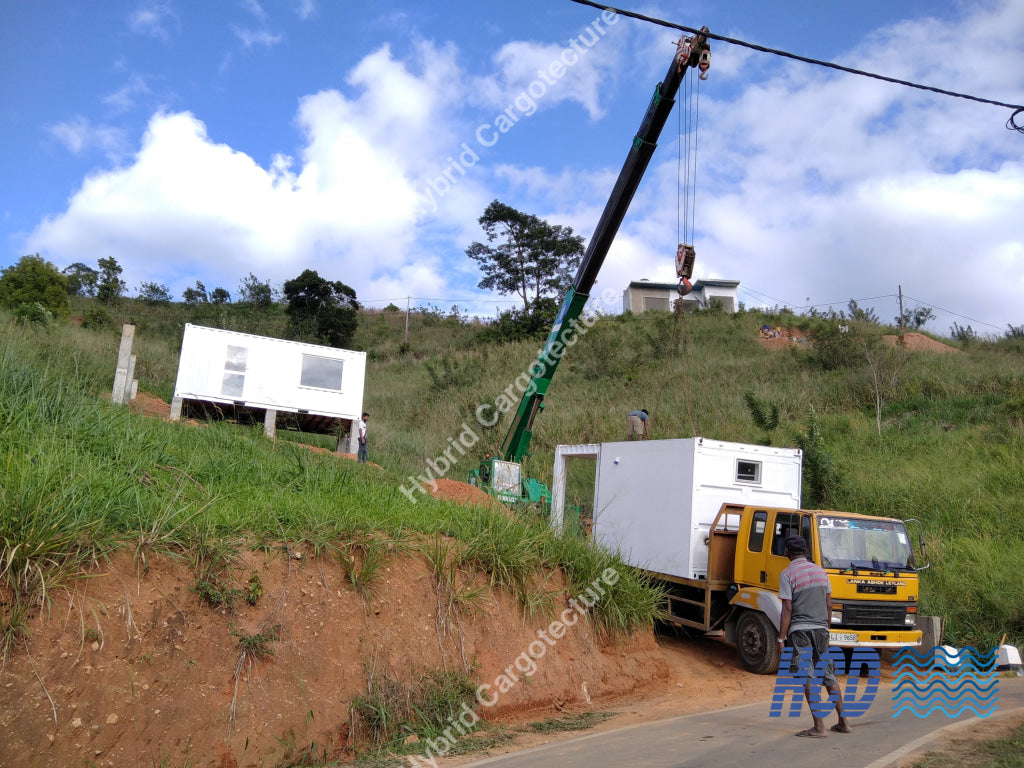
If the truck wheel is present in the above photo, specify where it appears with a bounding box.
[736,610,781,674]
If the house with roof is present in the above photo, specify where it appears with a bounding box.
[622,278,740,314]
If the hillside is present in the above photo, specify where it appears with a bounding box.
[2,302,1024,765]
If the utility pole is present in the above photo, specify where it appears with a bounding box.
[898,285,905,336]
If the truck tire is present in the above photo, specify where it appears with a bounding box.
[736,610,781,674]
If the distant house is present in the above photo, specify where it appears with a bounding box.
[623,278,740,314]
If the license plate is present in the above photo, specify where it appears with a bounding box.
[830,632,859,643]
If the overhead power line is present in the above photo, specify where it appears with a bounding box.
[568,0,1024,132]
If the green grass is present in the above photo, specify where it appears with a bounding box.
[907,721,1024,768]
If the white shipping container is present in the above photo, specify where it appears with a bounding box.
[558,438,802,580]
[172,324,366,420]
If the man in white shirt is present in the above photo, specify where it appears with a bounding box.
[357,413,369,463]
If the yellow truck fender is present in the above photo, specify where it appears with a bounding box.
[729,587,782,631]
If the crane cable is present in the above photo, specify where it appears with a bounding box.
[568,0,1024,133]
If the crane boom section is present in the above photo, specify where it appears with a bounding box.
[500,29,709,463]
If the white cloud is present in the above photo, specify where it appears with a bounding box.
[470,11,628,120]
[295,0,316,21]
[46,116,129,162]
[127,1,177,39]
[231,26,282,49]
[103,74,151,113]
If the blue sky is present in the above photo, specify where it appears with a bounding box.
[2,1,1022,335]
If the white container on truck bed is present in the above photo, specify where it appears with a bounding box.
[586,438,802,580]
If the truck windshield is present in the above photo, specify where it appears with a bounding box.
[817,516,914,571]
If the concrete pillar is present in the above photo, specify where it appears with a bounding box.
[918,615,944,651]
[111,324,135,405]
[263,409,277,438]
[126,354,137,403]
[169,396,183,421]
[348,418,359,454]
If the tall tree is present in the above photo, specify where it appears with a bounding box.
[62,262,98,297]
[466,200,584,311]
[210,287,231,304]
[0,254,70,319]
[283,269,359,348]
[182,280,208,306]
[137,281,171,304]
[238,273,274,307]
[96,257,126,304]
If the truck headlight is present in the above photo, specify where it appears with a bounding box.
[831,604,843,624]
[905,606,917,627]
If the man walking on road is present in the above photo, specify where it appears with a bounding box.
[778,535,852,738]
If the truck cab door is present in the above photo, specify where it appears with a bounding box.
[762,511,812,591]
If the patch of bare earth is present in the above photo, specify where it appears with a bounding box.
[0,546,697,767]
[882,332,960,354]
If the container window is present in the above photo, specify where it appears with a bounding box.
[225,345,248,372]
[736,459,762,484]
[300,355,344,391]
[221,345,248,397]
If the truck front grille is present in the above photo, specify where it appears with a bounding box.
[843,603,907,628]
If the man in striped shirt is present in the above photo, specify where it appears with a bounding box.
[778,535,852,737]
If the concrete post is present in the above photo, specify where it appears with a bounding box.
[111,324,135,405]
[126,354,137,403]
[263,409,277,438]
[348,418,359,454]
[170,396,183,421]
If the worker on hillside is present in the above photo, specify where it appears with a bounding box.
[357,412,369,464]
[626,409,650,440]
[778,535,852,738]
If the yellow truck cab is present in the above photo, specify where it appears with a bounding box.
[724,505,921,673]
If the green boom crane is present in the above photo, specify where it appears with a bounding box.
[470,29,711,505]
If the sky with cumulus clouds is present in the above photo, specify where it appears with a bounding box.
[1,0,1022,335]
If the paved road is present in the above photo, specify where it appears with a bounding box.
[461,678,1024,768]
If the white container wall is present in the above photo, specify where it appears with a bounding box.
[554,438,803,579]
[173,324,366,419]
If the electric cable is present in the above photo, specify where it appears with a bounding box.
[568,0,1024,130]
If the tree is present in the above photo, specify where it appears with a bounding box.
[238,273,274,308]
[62,262,98,297]
[846,299,879,324]
[137,281,171,304]
[210,287,231,304]
[896,306,935,331]
[466,200,584,311]
[96,257,126,304]
[0,254,70,320]
[950,322,977,346]
[283,269,359,348]
[182,280,208,306]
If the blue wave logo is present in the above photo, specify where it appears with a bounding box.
[892,646,999,718]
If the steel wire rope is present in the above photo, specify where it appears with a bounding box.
[568,0,1024,130]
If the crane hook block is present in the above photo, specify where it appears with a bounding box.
[678,277,693,297]
[698,47,711,80]
[676,243,696,280]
